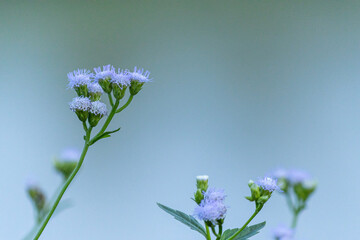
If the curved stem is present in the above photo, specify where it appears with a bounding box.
[33,128,92,239]
[116,95,133,113]
[90,100,120,144]
[211,226,219,238]
[227,206,262,240]
[205,224,212,240]
[108,93,114,107]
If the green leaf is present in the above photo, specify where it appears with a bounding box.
[157,203,207,237]
[90,128,121,145]
[220,222,266,240]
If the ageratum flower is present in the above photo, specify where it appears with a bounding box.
[94,65,116,93]
[194,188,227,223]
[67,69,93,88]
[112,69,131,86]
[256,177,281,192]
[88,101,108,127]
[111,69,131,100]
[69,97,92,112]
[88,83,104,94]
[127,66,151,83]
[127,67,151,95]
[94,64,115,81]
[88,83,104,101]
[286,169,311,184]
[69,97,92,122]
[90,101,108,116]
[272,224,294,240]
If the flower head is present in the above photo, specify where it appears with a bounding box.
[287,169,311,184]
[203,187,226,203]
[94,64,115,81]
[67,69,93,88]
[60,148,81,161]
[112,69,131,87]
[69,97,92,112]
[272,224,294,240]
[128,66,151,83]
[90,101,108,116]
[194,188,227,223]
[88,83,104,94]
[256,177,281,192]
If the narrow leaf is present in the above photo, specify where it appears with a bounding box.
[157,203,207,237]
[220,222,266,240]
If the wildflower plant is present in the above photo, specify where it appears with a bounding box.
[270,168,317,240]
[158,175,280,240]
[25,64,151,239]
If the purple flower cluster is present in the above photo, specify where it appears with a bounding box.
[272,224,294,240]
[194,188,227,223]
[256,177,281,192]
[270,168,311,185]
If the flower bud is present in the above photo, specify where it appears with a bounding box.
[194,175,209,204]
[54,160,77,179]
[194,189,204,204]
[294,180,317,202]
[196,175,209,192]
[27,185,46,212]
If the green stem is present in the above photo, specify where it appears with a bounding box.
[82,122,88,132]
[116,95,133,113]
[227,206,262,240]
[89,100,120,145]
[108,93,114,107]
[285,192,295,212]
[205,224,212,240]
[211,226,219,238]
[291,211,299,228]
[33,127,92,239]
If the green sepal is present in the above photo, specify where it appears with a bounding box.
[157,203,207,238]
[220,222,266,240]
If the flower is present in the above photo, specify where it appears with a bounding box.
[269,168,311,185]
[203,187,226,202]
[60,148,81,161]
[256,177,281,192]
[272,224,294,240]
[194,188,227,223]
[67,69,93,88]
[94,64,115,81]
[112,69,131,87]
[127,66,151,83]
[270,168,288,179]
[90,101,108,116]
[69,97,92,112]
[287,169,311,184]
[88,83,104,94]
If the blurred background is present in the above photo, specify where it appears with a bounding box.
[0,1,359,239]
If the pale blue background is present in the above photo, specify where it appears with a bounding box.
[0,1,359,239]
